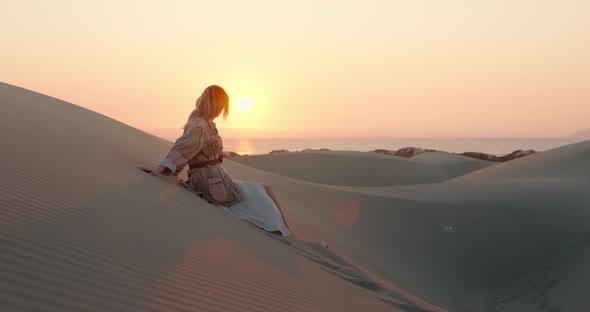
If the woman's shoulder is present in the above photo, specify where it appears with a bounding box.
[186,118,208,128]
[185,118,216,134]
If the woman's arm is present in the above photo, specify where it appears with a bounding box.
[150,121,206,176]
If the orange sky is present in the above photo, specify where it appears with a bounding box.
[1,1,589,138]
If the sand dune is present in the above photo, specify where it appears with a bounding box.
[230,151,494,186]
[224,142,590,312]
[2,81,590,312]
[0,82,410,312]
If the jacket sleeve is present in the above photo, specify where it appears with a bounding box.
[158,122,205,175]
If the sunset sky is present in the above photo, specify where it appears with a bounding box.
[1,0,589,138]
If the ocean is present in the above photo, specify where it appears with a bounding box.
[221,137,588,156]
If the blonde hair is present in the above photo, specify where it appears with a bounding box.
[184,85,230,131]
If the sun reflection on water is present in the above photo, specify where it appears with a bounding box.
[232,138,253,156]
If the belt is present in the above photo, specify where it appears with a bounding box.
[188,155,224,169]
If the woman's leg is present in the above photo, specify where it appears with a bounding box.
[262,184,281,208]
[262,184,290,230]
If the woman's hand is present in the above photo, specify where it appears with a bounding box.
[137,165,153,174]
[137,165,166,176]
[150,166,166,176]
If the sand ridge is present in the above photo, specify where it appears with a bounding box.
[230,151,495,187]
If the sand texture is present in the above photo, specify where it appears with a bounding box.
[1,81,590,312]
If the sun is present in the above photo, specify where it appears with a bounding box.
[238,98,253,111]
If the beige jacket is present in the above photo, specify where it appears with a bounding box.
[159,118,241,205]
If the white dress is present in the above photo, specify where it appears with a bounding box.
[222,182,291,236]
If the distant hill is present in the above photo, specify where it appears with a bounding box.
[569,128,590,138]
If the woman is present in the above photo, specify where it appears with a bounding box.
[141,85,290,236]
